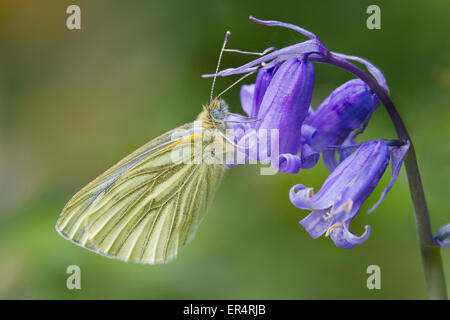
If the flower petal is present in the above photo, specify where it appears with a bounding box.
[202,40,324,78]
[251,67,276,118]
[332,52,389,92]
[329,225,371,249]
[239,84,254,116]
[278,153,302,174]
[300,124,316,143]
[300,144,320,169]
[322,149,338,172]
[337,136,360,163]
[256,57,314,155]
[367,140,410,213]
[304,79,379,152]
[300,209,332,239]
[289,184,315,210]
[249,16,319,40]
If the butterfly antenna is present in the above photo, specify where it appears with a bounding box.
[210,31,231,104]
[215,69,258,100]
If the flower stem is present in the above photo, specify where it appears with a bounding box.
[310,54,448,299]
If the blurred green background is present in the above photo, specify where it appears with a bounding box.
[0,0,449,299]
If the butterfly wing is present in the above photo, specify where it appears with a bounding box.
[56,122,227,264]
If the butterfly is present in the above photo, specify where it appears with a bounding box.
[55,31,257,264]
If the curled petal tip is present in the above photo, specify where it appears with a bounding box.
[278,153,302,174]
[289,184,315,210]
[330,225,371,249]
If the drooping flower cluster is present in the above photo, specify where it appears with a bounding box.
[203,17,449,249]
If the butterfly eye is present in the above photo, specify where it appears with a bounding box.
[210,109,224,120]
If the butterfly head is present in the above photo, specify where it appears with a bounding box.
[198,99,229,130]
[208,98,229,120]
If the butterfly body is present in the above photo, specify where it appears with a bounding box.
[56,99,231,264]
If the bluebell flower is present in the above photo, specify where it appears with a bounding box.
[301,79,380,171]
[205,17,387,174]
[226,57,315,173]
[289,140,410,248]
[434,224,450,247]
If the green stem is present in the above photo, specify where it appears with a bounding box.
[310,54,447,299]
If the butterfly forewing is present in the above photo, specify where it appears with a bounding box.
[56,122,227,264]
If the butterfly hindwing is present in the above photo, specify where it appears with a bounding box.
[56,123,226,264]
